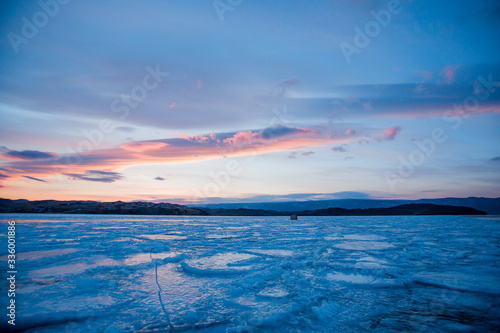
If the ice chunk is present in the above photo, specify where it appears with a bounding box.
[247,249,295,257]
[181,252,258,275]
[312,301,340,323]
[354,256,389,269]
[30,263,90,278]
[258,285,289,298]
[206,234,240,239]
[16,248,79,261]
[324,236,343,240]
[334,241,394,250]
[122,252,181,265]
[138,234,187,240]
[327,272,376,284]
[343,234,386,241]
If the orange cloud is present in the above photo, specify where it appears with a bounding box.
[120,142,169,152]
[0,126,355,189]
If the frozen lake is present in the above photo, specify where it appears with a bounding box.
[1,214,499,332]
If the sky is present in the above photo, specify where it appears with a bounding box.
[0,0,499,204]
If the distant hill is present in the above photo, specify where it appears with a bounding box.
[0,199,487,216]
[0,198,210,215]
[192,197,500,215]
[209,204,486,216]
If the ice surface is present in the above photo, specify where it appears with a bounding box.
[333,241,394,250]
[246,249,295,257]
[182,252,258,275]
[1,214,499,332]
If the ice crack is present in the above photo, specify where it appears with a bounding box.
[150,251,174,331]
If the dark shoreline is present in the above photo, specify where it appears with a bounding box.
[0,199,487,216]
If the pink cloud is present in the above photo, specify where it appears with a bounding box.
[223,125,319,146]
[440,65,459,84]
[345,129,355,136]
[383,126,402,140]
[180,133,211,143]
[120,142,169,152]
[0,126,355,190]
[223,131,261,145]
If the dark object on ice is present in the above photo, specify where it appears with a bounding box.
[290,215,298,220]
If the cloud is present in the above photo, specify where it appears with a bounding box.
[358,139,371,145]
[0,126,353,186]
[345,129,355,136]
[332,144,348,152]
[362,102,372,110]
[23,176,48,183]
[382,126,402,140]
[331,191,373,199]
[0,173,9,179]
[154,176,165,181]
[277,77,298,94]
[261,125,313,140]
[223,131,260,145]
[288,151,314,159]
[440,65,460,84]
[116,126,136,133]
[184,191,374,204]
[64,170,124,183]
[120,142,169,152]
[287,81,500,122]
[180,134,211,143]
[224,125,318,146]
[490,156,500,162]
[2,149,57,161]
[415,70,433,81]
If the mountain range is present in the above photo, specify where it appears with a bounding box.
[0,198,488,216]
[191,197,500,215]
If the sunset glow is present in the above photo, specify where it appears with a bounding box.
[1,0,499,203]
